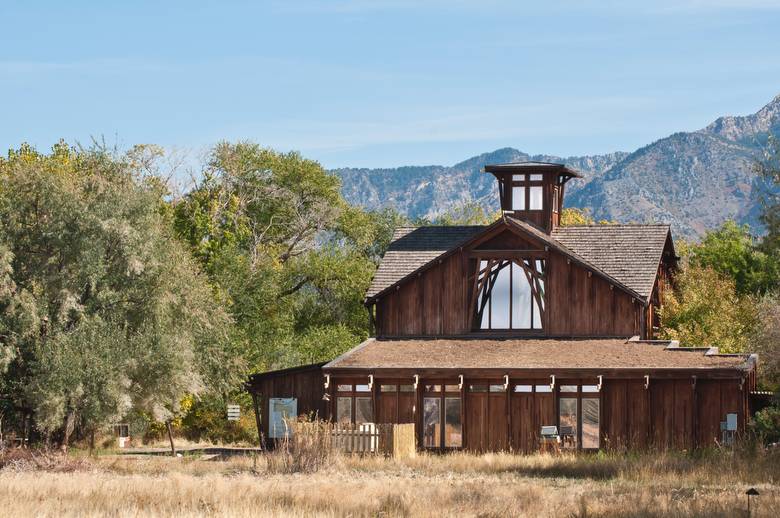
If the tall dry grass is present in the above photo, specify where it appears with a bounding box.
[0,447,778,517]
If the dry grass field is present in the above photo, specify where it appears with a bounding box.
[0,447,779,517]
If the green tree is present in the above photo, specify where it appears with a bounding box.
[688,220,776,295]
[659,265,757,353]
[172,142,392,374]
[753,294,780,391]
[560,207,595,226]
[420,202,499,226]
[0,142,231,449]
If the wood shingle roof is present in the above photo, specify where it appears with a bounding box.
[365,225,484,298]
[551,224,671,300]
[325,338,752,371]
[365,220,671,301]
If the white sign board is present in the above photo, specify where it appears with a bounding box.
[227,404,241,421]
[269,398,297,438]
[726,413,738,431]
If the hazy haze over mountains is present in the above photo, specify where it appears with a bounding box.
[333,94,780,239]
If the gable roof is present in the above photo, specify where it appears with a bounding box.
[365,225,485,298]
[365,219,671,302]
[324,337,752,372]
[551,224,671,301]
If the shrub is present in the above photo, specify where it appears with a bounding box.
[266,416,336,474]
[751,404,780,445]
[0,449,91,472]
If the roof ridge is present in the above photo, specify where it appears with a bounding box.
[553,223,671,229]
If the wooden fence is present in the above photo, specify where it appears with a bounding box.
[292,421,415,458]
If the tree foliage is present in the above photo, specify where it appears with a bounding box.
[688,220,777,295]
[659,265,757,353]
[0,142,232,446]
[172,142,394,374]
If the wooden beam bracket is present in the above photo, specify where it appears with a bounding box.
[644,374,650,390]
[323,374,330,390]
[413,374,419,390]
[550,374,556,390]
[596,375,603,391]
[503,374,509,391]
[458,374,464,390]
[368,374,374,391]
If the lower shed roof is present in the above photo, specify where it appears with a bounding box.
[324,338,754,372]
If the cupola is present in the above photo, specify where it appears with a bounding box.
[484,162,582,232]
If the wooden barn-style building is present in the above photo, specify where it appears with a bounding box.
[247,162,758,453]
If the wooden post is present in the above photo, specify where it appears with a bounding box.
[166,420,176,457]
[251,392,263,449]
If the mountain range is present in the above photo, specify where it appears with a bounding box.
[333,94,780,239]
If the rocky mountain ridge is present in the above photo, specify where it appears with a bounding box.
[333,94,780,239]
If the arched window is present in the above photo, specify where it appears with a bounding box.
[472,258,545,330]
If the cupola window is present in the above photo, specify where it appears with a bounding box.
[509,174,544,212]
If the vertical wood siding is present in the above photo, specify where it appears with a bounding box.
[376,246,642,338]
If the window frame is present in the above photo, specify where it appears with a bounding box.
[423,381,463,450]
[472,258,546,332]
[333,381,375,425]
[507,173,545,212]
[555,382,602,451]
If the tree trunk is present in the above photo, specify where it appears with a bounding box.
[89,429,95,455]
[166,420,176,456]
[23,412,31,449]
[61,410,76,453]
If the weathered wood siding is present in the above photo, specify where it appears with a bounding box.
[375,245,642,338]
[602,377,749,451]
[247,366,325,442]
[377,250,468,336]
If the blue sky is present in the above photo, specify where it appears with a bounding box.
[1,1,780,169]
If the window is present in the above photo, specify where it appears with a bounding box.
[444,397,462,447]
[514,385,533,393]
[336,397,352,423]
[582,398,600,449]
[474,259,545,330]
[424,383,462,449]
[529,186,543,210]
[355,397,373,424]
[469,385,488,392]
[380,384,396,392]
[423,397,441,448]
[489,384,505,392]
[535,384,552,393]
[559,397,578,449]
[511,186,526,210]
[556,384,601,450]
[553,186,559,213]
[399,384,414,392]
[334,382,374,425]
[508,173,543,212]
